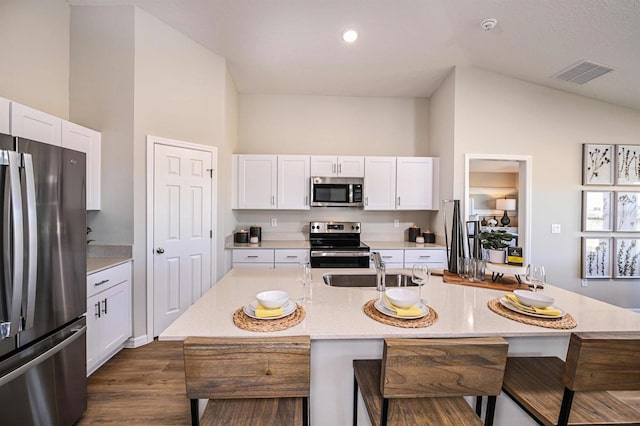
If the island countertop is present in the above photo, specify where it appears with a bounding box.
[159,267,640,341]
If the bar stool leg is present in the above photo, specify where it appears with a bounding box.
[353,375,358,426]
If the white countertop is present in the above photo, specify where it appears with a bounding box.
[226,240,446,250]
[159,267,640,341]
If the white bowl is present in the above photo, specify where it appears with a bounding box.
[385,288,419,308]
[256,290,289,309]
[513,290,554,308]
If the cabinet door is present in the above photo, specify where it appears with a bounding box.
[10,102,62,146]
[310,155,337,176]
[61,120,102,210]
[86,293,101,374]
[278,155,310,210]
[364,157,396,210]
[338,156,364,177]
[100,281,132,357]
[396,157,435,210]
[0,97,9,134]
[237,155,277,209]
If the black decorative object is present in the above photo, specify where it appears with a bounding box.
[443,200,465,274]
[408,226,421,242]
[500,211,510,226]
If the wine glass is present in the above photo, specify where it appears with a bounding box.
[526,264,546,292]
[411,264,430,303]
[297,262,312,303]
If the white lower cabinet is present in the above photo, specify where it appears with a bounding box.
[274,249,309,269]
[232,249,275,269]
[404,249,447,268]
[86,261,132,376]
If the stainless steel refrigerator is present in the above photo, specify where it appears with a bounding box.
[0,133,87,425]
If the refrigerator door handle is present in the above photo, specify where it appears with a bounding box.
[22,153,38,330]
[0,325,86,387]
[2,151,24,339]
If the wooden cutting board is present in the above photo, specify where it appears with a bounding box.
[442,270,533,291]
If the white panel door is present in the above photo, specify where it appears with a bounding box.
[396,157,434,209]
[278,155,310,209]
[364,157,396,210]
[154,144,212,336]
[10,101,62,145]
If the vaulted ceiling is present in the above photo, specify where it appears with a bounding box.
[70,0,640,111]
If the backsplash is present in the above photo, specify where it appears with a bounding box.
[234,209,437,241]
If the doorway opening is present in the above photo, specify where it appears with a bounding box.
[464,154,532,265]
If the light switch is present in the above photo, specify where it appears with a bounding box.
[271,218,277,227]
[393,219,399,228]
[551,224,561,234]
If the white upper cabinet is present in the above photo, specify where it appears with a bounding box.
[310,155,364,177]
[396,157,439,210]
[61,120,102,210]
[364,156,397,210]
[278,155,310,210]
[237,154,278,209]
[0,97,10,134]
[10,101,62,146]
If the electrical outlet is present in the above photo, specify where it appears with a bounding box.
[393,219,399,228]
[271,218,277,227]
[581,279,588,287]
[551,224,561,234]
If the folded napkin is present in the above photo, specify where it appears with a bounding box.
[255,303,284,318]
[384,296,423,317]
[504,293,561,316]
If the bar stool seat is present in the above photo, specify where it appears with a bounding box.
[502,332,640,426]
[183,336,310,426]
[353,337,508,426]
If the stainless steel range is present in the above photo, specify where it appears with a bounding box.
[309,221,370,268]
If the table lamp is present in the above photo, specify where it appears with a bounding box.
[496,198,516,226]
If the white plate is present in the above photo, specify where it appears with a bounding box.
[499,297,565,319]
[375,299,428,319]
[244,299,297,320]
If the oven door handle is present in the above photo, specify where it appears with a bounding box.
[310,250,369,257]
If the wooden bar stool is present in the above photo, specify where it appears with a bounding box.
[502,332,640,425]
[353,337,508,425]
[183,335,311,426]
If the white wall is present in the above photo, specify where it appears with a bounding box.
[132,7,234,336]
[239,94,430,156]
[0,0,70,118]
[452,66,640,308]
[236,94,433,240]
[70,6,135,245]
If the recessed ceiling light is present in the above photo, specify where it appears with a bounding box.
[342,29,358,43]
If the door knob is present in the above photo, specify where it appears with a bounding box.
[156,248,165,254]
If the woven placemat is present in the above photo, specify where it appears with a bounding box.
[233,304,306,332]
[363,299,438,328]
[487,298,577,329]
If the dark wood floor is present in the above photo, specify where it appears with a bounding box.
[77,339,640,425]
[78,340,191,425]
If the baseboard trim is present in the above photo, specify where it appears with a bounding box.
[124,335,152,348]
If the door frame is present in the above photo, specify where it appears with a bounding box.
[464,153,532,265]
[145,135,217,341]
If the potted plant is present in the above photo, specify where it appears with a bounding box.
[477,230,515,263]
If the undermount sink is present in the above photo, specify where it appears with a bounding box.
[322,273,416,288]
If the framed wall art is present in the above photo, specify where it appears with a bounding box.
[582,144,613,185]
[615,191,640,232]
[582,191,613,232]
[616,145,640,185]
[614,237,640,278]
[582,237,611,279]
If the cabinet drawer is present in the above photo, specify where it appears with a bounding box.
[404,249,446,264]
[87,262,131,298]
[372,249,404,264]
[232,249,275,263]
[274,249,309,264]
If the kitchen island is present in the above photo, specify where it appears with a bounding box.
[160,268,640,425]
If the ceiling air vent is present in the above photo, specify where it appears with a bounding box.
[553,61,614,85]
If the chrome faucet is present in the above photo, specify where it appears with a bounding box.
[371,251,386,292]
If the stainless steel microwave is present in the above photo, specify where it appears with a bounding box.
[310,176,364,207]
